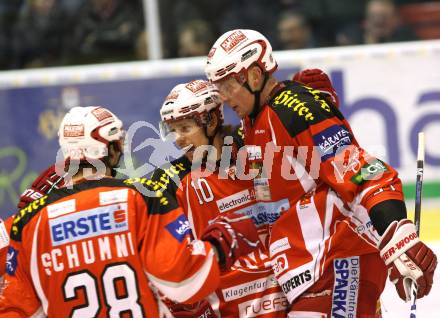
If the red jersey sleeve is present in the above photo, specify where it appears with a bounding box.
[129,177,221,304]
[269,82,405,213]
[0,215,43,317]
[0,216,13,277]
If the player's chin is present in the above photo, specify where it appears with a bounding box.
[183,147,195,161]
[235,108,248,119]
[232,106,243,118]
[184,152,194,162]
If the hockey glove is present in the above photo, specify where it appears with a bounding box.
[201,212,259,270]
[293,68,340,107]
[17,164,65,209]
[378,219,437,301]
[169,300,217,318]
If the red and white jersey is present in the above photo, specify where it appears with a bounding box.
[269,184,390,304]
[0,178,220,317]
[242,80,404,215]
[151,156,289,317]
[0,216,12,276]
[241,81,405,305]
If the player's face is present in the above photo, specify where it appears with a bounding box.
[167,118,209,162]
[215,77,254,118]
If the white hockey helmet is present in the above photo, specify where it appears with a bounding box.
[159,80,223,138]
[58,106,125,161]
[205,29,277,83]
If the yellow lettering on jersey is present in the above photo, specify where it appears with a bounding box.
[304,86,331,112]
[123,163,187,205]
[12,195,49,236]
[273,90,315,121]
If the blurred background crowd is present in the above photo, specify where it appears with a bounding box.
[0,0,439,70]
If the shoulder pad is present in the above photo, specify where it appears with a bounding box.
[123,157,191,214]
[269,81,341,136]
[149,156,191,195]
[11,195,50,242]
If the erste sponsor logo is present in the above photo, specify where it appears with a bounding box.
[49,203,129,246]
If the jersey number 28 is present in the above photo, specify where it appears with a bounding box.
[63,262,144,318]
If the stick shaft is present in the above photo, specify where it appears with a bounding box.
[414,132,424,235]
[410,132,425,317]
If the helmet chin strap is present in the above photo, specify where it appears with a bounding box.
[244,73,269,120]
[107,142,123,177]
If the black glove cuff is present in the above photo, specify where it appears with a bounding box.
[370,199,407,235]
[207,238,226,268]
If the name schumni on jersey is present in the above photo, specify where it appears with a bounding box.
[41,232,135,275]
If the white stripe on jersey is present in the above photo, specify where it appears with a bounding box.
[335,190,380,246]
[296,195,324,281]
[186,180,198,239]
[267,111,278,145]
[286,155,316,194]
[206,292,221,317]
[30,214,49,315]
[318,189,336,276]
[29,306,46,318]
[146,247,216,303]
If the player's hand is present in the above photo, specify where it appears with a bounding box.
[378,219,437,301]
[201,211,259,270]
[293,68,340,107]
[169,300,217,318]
[17,164,65,209]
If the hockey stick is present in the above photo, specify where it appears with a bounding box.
[409,132,424,318]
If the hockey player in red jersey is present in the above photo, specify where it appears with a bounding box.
[0,165,67,277]
[0,217,12,277]
[205,29,437,316]
[0,106,260,317]
[155,80,289,317]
